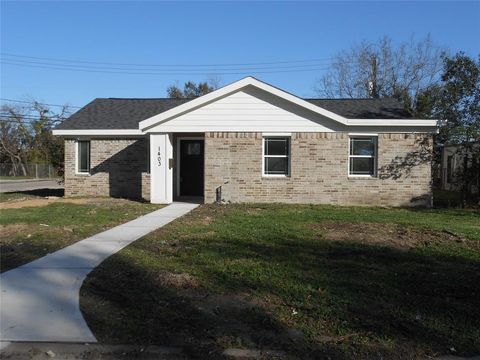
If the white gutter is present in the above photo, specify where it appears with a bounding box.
[52,129,144,136]
[345,119,439,126]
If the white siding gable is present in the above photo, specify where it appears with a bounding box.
[147,87,342,133]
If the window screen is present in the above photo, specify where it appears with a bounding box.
[77,140,90,173]
[349,137,377,176]
[263,137,290,176]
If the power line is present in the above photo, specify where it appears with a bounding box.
[0,115,64,121]
[0,114,63,121]
[1,60,332,76]
[0,98,81,109]
[1,52,336,67]
[0,53,336,111]
[2,57,334,72]
[0,112,67,120]
[0,118,61,125]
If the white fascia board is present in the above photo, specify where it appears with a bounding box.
[52,129,143,136]
[139,77,256,130]
[348,132,379,136]
[346,119,439,126]
[139,76,350,131]
[247,78,349,124]
[262,132,292,136]
[138,76,440,131]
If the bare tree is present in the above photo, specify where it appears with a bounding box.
[315,35,446,113]
[0,101,69,175]
[29,101,69,168]
[0,105,31,175]
[205,74,222,90]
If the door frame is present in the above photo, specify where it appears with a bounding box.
[176,137,205,197]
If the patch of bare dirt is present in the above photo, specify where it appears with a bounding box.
[155,271,199,289]
[0,223,77,272]
[186,292,304,350]
[246,207,266,215]
[0,196,146,209]
[0,197,91,209]
[312,222,466,248]
[202,216,213,225]
[0,223,74,244]
[0,223,38,241]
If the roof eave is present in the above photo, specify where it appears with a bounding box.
[138,76,350,131]
[346,119,439,126]
[52,129,144,136]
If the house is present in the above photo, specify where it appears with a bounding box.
[53,77,438,206]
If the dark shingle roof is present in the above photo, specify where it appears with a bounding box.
[305,98,412,119]
[56,98,192,130]
[56,97,412,130]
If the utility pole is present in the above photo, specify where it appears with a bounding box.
[370,56,378,98]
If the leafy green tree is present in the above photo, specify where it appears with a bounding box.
[440,53,479,203]
[422,53,480,203]
[436,53,479,145]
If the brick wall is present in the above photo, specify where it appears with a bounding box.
[204,132,432,207]
[64,138,150,200]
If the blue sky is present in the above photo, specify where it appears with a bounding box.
[1,1,479,110]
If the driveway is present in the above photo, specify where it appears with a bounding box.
[0,179,63,193]
[0,202,199,342]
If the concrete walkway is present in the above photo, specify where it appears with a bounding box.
[0,202,199,343]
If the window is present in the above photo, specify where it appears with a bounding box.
[186,142,201,155]
[447,155,454,183]
[263,137,290,176]
[349,136,377,176]
[77,140,90,174]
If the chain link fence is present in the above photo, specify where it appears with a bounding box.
[0,163,57,179]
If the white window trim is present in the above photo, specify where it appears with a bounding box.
[262,132,292,137]
[262,136,291,177]
[75,140,91,175]
[348,136,378,178]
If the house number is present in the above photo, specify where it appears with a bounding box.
[157,147,162,166]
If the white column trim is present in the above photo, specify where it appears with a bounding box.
[150,133,173,204]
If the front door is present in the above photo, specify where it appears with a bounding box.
[179,139,204,196]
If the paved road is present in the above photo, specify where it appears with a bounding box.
[0,202,199,343]
[0,179,63,193]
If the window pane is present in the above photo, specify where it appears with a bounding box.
[447,155,453,183]
[78,141,90,172]
[351,138,375,156]
[186,143,201,155]
[350,157,374,175]
[265,157,288,175]
[265,138,289,156]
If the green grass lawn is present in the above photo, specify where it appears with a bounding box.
[81,204,480,359]
[0,196,162,272]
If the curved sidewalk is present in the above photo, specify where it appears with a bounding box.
[0,202,199,343]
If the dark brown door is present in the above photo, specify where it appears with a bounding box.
[179,139,204,196]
